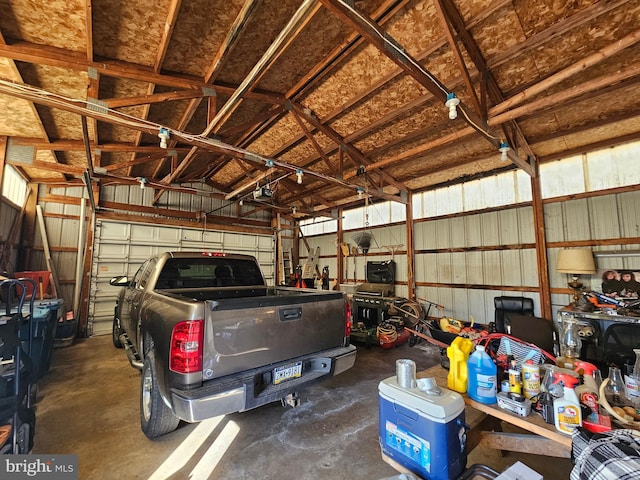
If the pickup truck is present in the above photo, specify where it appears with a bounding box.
[110,251,356,439]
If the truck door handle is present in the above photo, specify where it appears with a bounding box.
[279,307,302,322]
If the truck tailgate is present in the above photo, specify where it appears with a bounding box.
[202,291,347,378]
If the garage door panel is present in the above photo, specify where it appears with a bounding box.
[89,220,274,336]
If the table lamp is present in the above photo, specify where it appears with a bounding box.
[557,249,596,306]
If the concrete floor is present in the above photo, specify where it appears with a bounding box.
[33,336,574,479]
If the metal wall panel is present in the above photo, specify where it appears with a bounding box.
[588,195,621,240]
[617,191,640,238]
[89,220,274,336]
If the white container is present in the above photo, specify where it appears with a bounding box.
[553,374,582,435]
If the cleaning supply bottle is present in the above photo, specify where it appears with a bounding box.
[522,360,540,400]
[467,345,497,404]
[508,357,522,394]
[554,373,582,435]
[447,336,474,393]
[574,360,600,415]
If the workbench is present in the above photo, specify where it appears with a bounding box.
[381,364,572,478]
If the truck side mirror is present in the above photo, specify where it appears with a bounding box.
[110,276,131,287]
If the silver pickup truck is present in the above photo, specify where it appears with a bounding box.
[110,251,356,439]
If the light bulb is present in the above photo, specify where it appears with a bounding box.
[357,187,363,198]
[296,169,303,184]
[239,200,243,206]
[158,128,170,148]
[292,206,297,214]
[445,93,460,120]
[138,177,146,189]
[499,141,510,162]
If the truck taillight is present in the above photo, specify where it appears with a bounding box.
[345,302,352,338]
[170,320,204,374]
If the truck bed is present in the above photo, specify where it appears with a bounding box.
[162,286,350,379]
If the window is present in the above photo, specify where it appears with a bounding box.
[300,216,337,236]
[1,165,27,207]
[540,142,639,198]
[412,169,530,220]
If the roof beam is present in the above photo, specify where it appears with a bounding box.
[491,28,640,116]
[0,41,285,104]
[288,102,408,194]
[203,0,321,137]
[156,0,322,201]
[0,80,361,193]
[432,0,482,117]
[319,0,528,173]
[438,0,536,161]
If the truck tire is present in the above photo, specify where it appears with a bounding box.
[140,350,180,439]
[112,316,123,349]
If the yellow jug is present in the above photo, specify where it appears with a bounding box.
[447,336,475,393]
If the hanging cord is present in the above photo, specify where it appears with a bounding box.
[377,323,398,342]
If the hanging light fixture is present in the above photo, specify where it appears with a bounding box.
[296,169,303,184]
[499,141,511,161]
[138,177,147,189]
[158,128,170,148]
[266,159,274,167]
[445,93,460,120]
[357,187,364,198]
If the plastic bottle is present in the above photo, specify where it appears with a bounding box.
[554,373,582,435]
[574,360,600,414]
[624,349,640,407]
[467,345,497,404]
[508,358,522,394]
[522,360,540,400]
[446,336,474,393]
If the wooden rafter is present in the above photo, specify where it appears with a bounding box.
[319,0,529,173]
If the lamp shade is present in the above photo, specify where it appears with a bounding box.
[557,249,596,274]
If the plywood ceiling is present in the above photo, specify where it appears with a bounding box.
[1,0,639,220]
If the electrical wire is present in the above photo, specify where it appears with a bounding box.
[0,78,361,193]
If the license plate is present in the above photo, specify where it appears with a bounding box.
[273,362,302,385]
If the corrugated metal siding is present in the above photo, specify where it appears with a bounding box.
[30,185,87,317]
[298,189,634,324]
[546,189,640,319]
[89,220,274,336]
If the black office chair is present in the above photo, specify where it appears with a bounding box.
[494,296,534,333]
[602,323,640,372]
[503,312,558,355]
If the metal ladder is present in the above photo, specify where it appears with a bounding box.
[301,246,320,279]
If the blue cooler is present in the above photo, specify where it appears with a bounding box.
[379,376,467,480]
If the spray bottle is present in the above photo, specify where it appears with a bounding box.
[554,373,582,435]
[574,360,601,415]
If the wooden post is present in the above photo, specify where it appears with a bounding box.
[406,196,415,300]
[531,162,552,319]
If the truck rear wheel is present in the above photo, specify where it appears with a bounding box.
[140,350,180,439]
